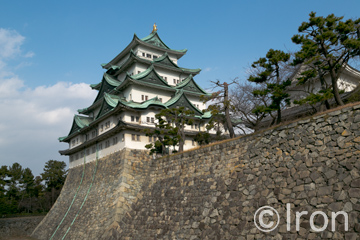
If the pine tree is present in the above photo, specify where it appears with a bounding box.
[292,12,360,106]
[248,49,292,124]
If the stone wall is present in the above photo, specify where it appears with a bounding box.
[31,149,151,240]
[0,216,44,239]
[33,103,360,239]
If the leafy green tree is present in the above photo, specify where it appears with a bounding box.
[194,132,212,146]
[41,160,67,206]
[248,49,292,125]
[292,12,360,106]
[19,168,35,213]
[145,114,179,155]
[0,165,8,197]
[145,107,194,154]
[291,63,333,112]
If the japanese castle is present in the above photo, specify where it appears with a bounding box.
[59,25,212,168]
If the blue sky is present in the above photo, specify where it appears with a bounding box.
[1,0,359,176]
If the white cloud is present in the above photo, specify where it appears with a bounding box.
[0,28,25,59]
[0,28,96,176]
[0,78,96,175]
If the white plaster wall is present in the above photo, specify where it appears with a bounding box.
[69,132,126,168]
[129,85,173,103]
[135,45,179,64]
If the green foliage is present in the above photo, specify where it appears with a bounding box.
[293,89,333,106]
[0,160,67,216]
[248,49,292,124]
[292,12,360,106]
[194,132,212,146]
[145,107,194,154]
[41,160,67,191]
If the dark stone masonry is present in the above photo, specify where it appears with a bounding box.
[0,216,44,239]
[32,103,360,239]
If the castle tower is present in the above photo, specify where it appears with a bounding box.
[58,28,212,168]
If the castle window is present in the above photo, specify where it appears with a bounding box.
[146,53,151,58]
[121,134,124,142]
[138,71,141,74]
[132,134,135,141]
[92,146,96,154]
[99,143,103,150]
[192,140,195,146]
[80,152,83,158]
[86,149,90,156]
[70,156,73,162]
[131,116,135,122]
[105,121,110,129]
[147,117,150,122]
[149,136,157,142]
[136,116,140,122]
[159,98,162,102]
[153,55,157,59]
[141,95,144,101]
[113,137,118,145]
[142,52,145,57]
[164,77,167,81]
[137,135,140,141]
[100,125,103,132]
[151,117,154,123]
[173,79,176,84]
[105,140,110,148]
[177,79,180,84]
[195,124,197,129]
[75,154,79,160]
[145,95,148,100]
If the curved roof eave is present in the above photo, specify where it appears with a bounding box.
[140,31,187,54]
[103,33,188,69]
[165,91,203,116]
[60,115,92,142]
[175,75,210,96]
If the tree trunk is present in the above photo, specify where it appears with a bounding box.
[224,83,235,138]
[276,108,281,124]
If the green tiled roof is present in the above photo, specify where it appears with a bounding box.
[175,75,210,95]
[165,90,203,116]
[60,115,93,141]
[93,73,121,103]
[129,65,171,87]
[140,32,187,53]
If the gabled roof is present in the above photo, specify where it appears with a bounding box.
[140,31,187,53]
[95,93,121,119]
[175,75,210,96]
[93,73,121,103]
[59,115,92,141]
[153,52,201,75]
[165,90,204,116]
[103,32,187,69]
[105,50,201,77]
